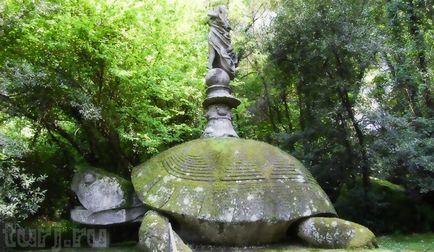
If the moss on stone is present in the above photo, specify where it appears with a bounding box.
[138,211,192,252]
[72,167,138,210]
[369,177,405,192]
[131,138,336,224]
[297,217,377,249]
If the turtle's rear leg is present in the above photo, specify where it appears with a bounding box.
[138,210,192,252]
[297,217,378,249]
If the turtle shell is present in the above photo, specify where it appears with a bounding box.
[132,138,336,224]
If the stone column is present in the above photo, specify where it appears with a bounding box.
[202,68,240,138]
[202,5,240,138]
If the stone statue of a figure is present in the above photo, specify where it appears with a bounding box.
[207,6,238,79]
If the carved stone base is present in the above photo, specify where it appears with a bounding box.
[202,118,238,138]
[202,68,239,138]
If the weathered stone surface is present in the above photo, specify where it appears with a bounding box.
[132,138,336,245]
[297,217,377,249]
[71,168,141,213]
[202,69,240,138]
[205,68,230,87]
[138,211,192,252]
[175,215,289,245]
[71,206,147,225]
[202,104,238,138]
[71,167,147,228]
[203,69,240,108]
[207,6,237,79]
[203,90,241,108]
[203,6,239,139]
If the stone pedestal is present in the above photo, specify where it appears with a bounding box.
[202,68,240,138]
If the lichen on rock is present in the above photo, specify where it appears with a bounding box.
[297,217,377,249]
[138,211,192,252]
[131,138,336,224]
[72,167,141,212]
[131,138,337,245]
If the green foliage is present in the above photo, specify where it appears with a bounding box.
[364,113,434,193]
[236,0,381,196]
[357,0,434,194]
[0,131,46,222]
[234,0,433,198]
[0,0,207,173]
[0,0,208,220]
[335,177,434,234]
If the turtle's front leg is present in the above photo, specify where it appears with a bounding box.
[296,217,378,249]
[138,211,192,252]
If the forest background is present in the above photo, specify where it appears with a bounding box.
[0,0,433,236]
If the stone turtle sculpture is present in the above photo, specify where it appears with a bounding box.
[131,138,377,251]
[131,5,376,251]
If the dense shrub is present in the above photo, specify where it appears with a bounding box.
[335,177,434,234]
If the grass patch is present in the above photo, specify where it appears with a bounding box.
[21,233,434,251]
[378,233,434,251]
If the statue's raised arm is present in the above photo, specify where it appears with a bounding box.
[207,6,238,79]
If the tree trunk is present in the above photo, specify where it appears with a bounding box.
[335,111,356,183]
[296,80,313,155]
[338,87,370,191]
[333,51,370,191]
[281,85,293,133]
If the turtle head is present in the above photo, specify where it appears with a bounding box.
[71,167,140,212]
